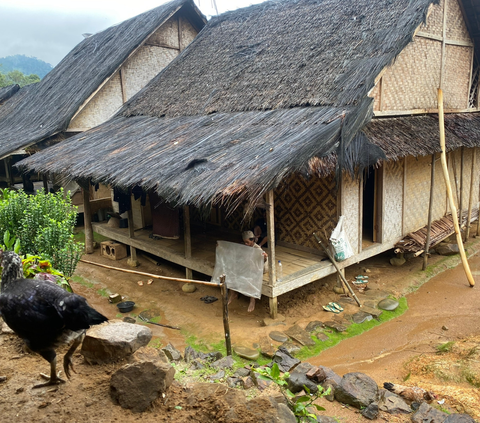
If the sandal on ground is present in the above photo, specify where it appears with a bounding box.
[329,302,343,312]
[323,304,339,313]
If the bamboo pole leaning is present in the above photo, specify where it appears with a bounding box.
[437,88,475,287]
[465,147,476,242]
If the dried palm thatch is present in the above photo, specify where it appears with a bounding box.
[20,0,440,211]
[0,84,20,106]
[0,0,205,160]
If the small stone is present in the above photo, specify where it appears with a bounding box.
[442,325,448,331]
[211,355,235,369]
[352,311,373,324]
[305,321,324,332]
[378,298,399,311]
[210,370,225,380]
[359,305,383,318]
[262,314,286,327]
[233,346,259,360]
[234,368,250,377]
[361,402,379,420]
[123,317,136,324]
[323,321,347,332]
[227,377,242,388]
[333,286,345,294]
[190,359,205,370]
[182,283,197,293]
[280,342,302,355]
[269,331,289,343]
[162,343,182,362]
[0,376,6,383]
[242,376,254,389]
[364,268,371,273]
[316,332,329,341]
[284,325,315,346]
[273,347,301,372]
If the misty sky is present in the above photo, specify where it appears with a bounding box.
[0,0,264,67]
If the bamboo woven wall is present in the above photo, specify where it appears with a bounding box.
[382,160,404,242]
[341,173,360,254]
[275,174,337,250]
[371,0,473,113]
[68,73,123,130]
[68,16,198,131]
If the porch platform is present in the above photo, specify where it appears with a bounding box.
[91,221,341,297]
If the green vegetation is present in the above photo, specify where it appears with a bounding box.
[255,363,328,422]
[436,341,455,354]
[295,297,408,360]
[0,69,40,88]
[0,188,83,277]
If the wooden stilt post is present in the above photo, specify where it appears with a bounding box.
[438,89,474,287]
[220,275,232,356]
[266,190,278,319]
[4,158,13,187]
[184,205,193,280]
[465,148,476,242]
[127,196,139,267]
[423,153,436,270]
[83,184,94,254]
[459,147,464,229]
[42,175,49,193]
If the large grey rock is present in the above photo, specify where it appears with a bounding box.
[436,243,459,256]
[162,343,182,362]
[81,322,151,364]
[334,372,379,409]
[444,415,477,423]
[378,389,411,414]
[272,347,300,372]
[110,356,175,412]
[287,362,318,394]
[318,365,342,389]
[233,345,259,360]
[411,402,449,423]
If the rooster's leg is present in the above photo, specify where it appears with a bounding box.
[33,350,66,388]
[63,331,85,379]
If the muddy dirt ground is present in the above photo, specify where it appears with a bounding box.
[1,234,480,422]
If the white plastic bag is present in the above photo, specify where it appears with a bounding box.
[329,216,353,262]
[211,240,264,299]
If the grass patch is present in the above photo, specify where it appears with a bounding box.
[148,338,163,349]
[97,288,109,298]
[71,275,94,289]
[73,230,110,245]
[436,341,455,354]
[295,297,408,361]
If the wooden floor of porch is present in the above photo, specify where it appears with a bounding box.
[91,221,333,297]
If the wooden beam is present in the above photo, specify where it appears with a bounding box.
[83,186,94,254]
[465,148,476,241]
[178,15,183,52]
[440,0,448,90]
[402,157,407,235]
[266,190,277,318]
[127,207,139,267]
[423,153,436,270]
[358,172,363,253]
[416,31,474,47]
[184,205,193,279]
[119,69,128,104]
[374,107,479,117]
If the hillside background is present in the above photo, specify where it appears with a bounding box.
[0,54,52,78]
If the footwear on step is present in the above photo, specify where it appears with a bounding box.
[329,302,343,312]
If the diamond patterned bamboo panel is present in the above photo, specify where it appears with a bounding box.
[275,174,337,250]
[383,161,403,242]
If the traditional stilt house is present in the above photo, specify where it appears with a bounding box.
[0,0,205,191]
[20,0,480,317]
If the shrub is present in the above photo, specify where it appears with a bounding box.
[0,188,83,277]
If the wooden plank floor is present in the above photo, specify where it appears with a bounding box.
[92,222,322,283]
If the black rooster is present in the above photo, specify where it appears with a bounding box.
[0,250,107,388]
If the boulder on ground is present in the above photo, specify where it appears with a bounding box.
[81,321,152,364]
[162,343,182,362]
[110,357,175,412]
[378,389,411,414]
[411,402,449,423]
[287,362,319,394]
[334,372,379,409]
[272,347,300,372]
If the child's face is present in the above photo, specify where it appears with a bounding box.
[244,238,255,247]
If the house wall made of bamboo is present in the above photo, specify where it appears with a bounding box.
[370,0,474,114]
[68,14,198,132]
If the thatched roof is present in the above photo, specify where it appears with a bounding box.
[0,84,20,106]
[0,0,205,160]
[20,0,441,209]
[123,0,437,117]
[459,0,480,63]
[363,113,480,162]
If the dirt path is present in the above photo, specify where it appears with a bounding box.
[1,239,479,422]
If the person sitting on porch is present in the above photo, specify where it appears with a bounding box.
[228,231,268,312]
[253,209,268,248]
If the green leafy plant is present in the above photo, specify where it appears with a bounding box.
[21,254,73,292]
[0,188,83,276]
[436,341,455,354]
[1,230,20,253]
[255,363,328,422]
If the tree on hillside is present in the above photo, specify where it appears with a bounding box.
[0,69,40,88]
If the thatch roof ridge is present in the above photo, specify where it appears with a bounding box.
[0,84,20,105]
[0,0,205,160]
[122,0,437,119]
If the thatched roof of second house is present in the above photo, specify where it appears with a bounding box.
[0,84,20,106]
[0,0,204,160]
[21,0,440,209]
